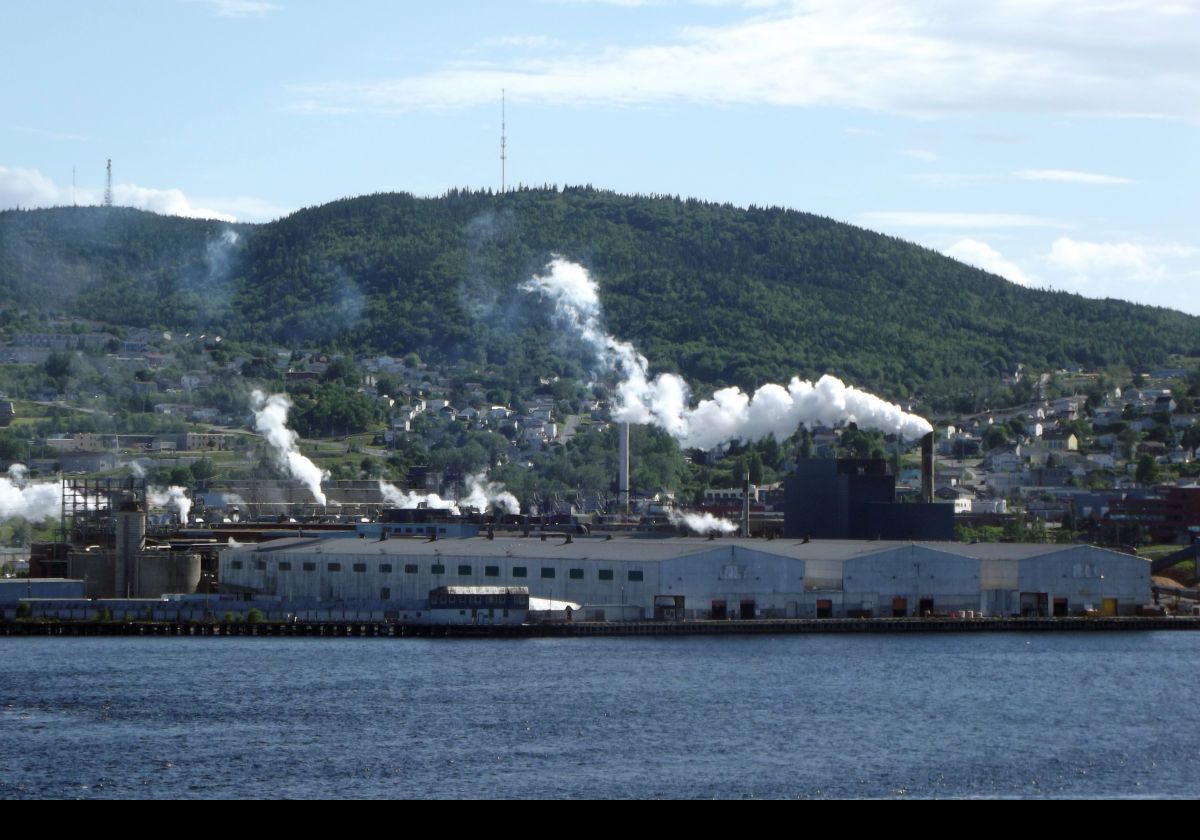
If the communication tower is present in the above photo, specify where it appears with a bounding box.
[104,159,113,207]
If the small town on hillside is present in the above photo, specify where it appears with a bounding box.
[3,311,1200,582]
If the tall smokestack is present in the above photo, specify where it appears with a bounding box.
[921,432,935,504]
[741,469,751,538]
[619,422,630,513]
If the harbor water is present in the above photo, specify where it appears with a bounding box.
[1,632,1197,799]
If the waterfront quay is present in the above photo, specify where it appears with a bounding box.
[3,615,1199,638]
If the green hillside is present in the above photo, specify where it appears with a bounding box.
[2,188,1197,407]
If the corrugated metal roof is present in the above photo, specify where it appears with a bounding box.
[226,534,1144,565]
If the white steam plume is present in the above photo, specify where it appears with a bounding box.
[668,509,737,535]
[128,461,147,478]
[522,258,932,447]
[461,472,521,515]
[1,464,62,523]
[378,480,459,514]
[250,390,329,505]
[147,486,193,525]
[377,473,520,516]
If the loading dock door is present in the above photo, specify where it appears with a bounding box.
[816,599,833,619]
[1053,598,1069,618]
[740,600,756,620]
[711,600,727,620]
[891,597,908,618]
[1020,592,1049,618]
[1102,598,1117,617]
[919,598,934,617]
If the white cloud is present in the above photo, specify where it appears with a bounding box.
[0,165,62,208]
[487,35,564,49]
[0,164,240,222]
[902,149,940,162]
[113,185,237,222]
[945,238,1033,286]
[190,0,280,18]
[290,0,1199,119]
[859,211,1065,229]
[14,126,93,143]
[192,194,293,222]
[1047,237,1152,274]
[1042,236,1200,314]
[1016,169,1135,185]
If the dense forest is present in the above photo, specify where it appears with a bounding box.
[2,188,1197,408]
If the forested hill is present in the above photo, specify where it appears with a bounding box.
[1,188,1197,406]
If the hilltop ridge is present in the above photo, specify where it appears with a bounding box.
[2,187,1196,407]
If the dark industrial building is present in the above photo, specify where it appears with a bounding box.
[783,451,954,541]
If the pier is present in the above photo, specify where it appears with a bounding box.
[3,615,1199,638]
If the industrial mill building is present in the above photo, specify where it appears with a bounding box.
[219,534,1150,621]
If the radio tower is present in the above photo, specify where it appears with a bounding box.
[103,159,114,207]
[500,89,507,193]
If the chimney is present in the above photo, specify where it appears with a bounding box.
[741,469,751,538]
[921,432,935,504]
[619,422,630,514]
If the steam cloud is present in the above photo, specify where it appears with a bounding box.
[378,480,458,513]
[147,486,193,525]
[0,464,62,523]
[668,509,737,535]
[377,472,520,516]
[461,473,521,515]
[250,390,329,505]
[522,258,932,448]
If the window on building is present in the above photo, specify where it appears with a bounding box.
[458,565,472,576]
[512,567,527,578]
[541,567,556,579]
[380,564,392,574]
[484,565,500,577]
[302,562,316,572]
[229,560,243,570]
[598,569,613,581]
[278,562,291,571]
[569,568,584,580]
[353,563,367,573]
[255,560,266,571]
[628,570,644,582]
[431,564,445,575]
[327,563,342,572]
[404,564,418,574]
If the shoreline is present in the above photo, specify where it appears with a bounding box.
[4,615,1200,638]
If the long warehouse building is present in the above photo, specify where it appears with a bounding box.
[219,535,1151,620]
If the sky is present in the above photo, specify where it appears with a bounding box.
[2,0,1197,313]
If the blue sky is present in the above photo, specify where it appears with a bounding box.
[2,0,1197,313]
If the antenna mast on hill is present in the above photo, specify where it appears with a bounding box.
[500,89,507,193]
[104,159,113,207]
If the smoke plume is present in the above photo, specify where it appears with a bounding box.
[377,473,520,516]
[0,464,62,523]
[522,258,932,447]
[147,486,193,525]
[377,479,459,513]
[461,472,521,515]
[250,390,329,505]
[668,509,738,535]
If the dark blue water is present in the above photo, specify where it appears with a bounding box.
[1,633,1197,799]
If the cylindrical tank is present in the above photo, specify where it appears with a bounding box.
[114,501,147,598]
[137,551,202,598]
